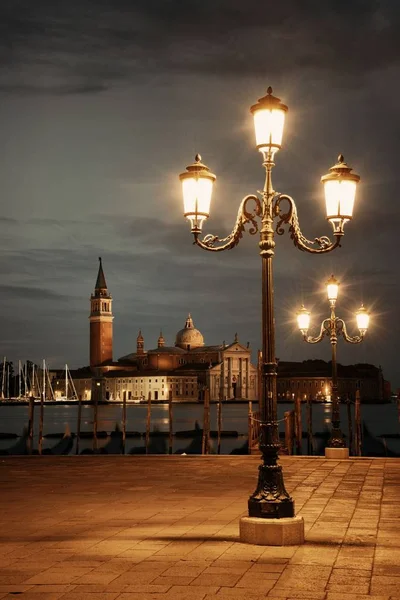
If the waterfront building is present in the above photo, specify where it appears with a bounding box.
[71,259,259,402]
[277,359,389,403]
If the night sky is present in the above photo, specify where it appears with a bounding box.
[0,1,399,390]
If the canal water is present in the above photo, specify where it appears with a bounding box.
[0,401,399,456]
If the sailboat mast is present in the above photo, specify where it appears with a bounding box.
[32,363,35,396]
[45,362,55,400]
[65,364,68,400]
[18,360,21,398]
[6,363,9,398]
[1,356,5,399]
[43,359,46,402]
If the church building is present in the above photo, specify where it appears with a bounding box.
[72,259,258,402]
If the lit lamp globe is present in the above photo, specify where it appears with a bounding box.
[297,305,311,333]
[179,154,216,233]
[250,87,288,157]
[356,304,369,335]
[326,274,339,304]
[321,155,360,235]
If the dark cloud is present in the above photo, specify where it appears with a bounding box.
[1,1,399,93]
[0,284,65,300]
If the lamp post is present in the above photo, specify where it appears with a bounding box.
[297,276,369,458]
[179,87,360,543]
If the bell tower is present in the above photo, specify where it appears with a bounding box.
[89,257,113,369]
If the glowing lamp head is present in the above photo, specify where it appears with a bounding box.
[179,154,216,233]
[356,304,369,334]
[321,155,360,235]
[326,274,339,304]
[297,305,311,333]
[250,87,288,157]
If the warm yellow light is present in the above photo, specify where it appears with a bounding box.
[324,180,357,220]
[297,305,311,332]
[321,155,360,234]
[250,87,288,154]
[356,305,369,333]
[326,275,339,302]
[179,154,216,233]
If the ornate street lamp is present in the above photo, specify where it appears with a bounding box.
[297,276,369,458]
[179,87,360,544]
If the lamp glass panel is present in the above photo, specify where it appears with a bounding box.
[356,310,369,331]
[327,282,339,301]
[182,177,213,219]
[253,108,285,147]
[338,180,356,217]
[297,311,310,331]
[324,180,340,219]
[324,180,357,219]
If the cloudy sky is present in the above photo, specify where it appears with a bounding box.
[0,0,399,390]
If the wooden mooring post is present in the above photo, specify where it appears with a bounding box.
[93,390,98,452]
[217,391,222,455]
[354,389,362,456]
[284,410,294,455]
[38,394,44,455]
[202,388,210,455]
[27,395,35,455]
[347,395,353,456]
[145,391,151,454]
[168,389,173,455]
[76,394,82,455]
[248,400,253,454]
[294,395,302,455]
[122,393,127,455]
[306,394,314,455]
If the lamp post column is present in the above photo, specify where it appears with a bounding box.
[328,304,345,448]
[248,155,294,519]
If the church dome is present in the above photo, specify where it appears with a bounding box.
[175,314,204,350]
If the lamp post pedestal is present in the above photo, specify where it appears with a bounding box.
[325,447,349,459]
[240,515,304,546]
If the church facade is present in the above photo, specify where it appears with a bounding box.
[72,259,258,402]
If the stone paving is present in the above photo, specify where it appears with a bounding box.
[0,455,399,600]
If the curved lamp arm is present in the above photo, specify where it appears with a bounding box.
[193,194,262,252]
[302,318,331,343]
[337,318,364,344]
[274,194,341,254]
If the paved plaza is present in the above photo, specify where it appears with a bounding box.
[0,455,399,600]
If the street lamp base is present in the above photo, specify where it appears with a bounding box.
[325,447,349,459]
[248,498,295,519]
[240,515,304,546]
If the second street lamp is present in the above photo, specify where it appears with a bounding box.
[297,275,369,459]
[179,87,360,545]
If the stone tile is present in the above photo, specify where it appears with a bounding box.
[248,563,286,573]
[326,595,390,600]
[59,594,120,600]
[122,584,172,593]
[290,545,339,566]
[327,583,370,593]
[269,590,327,599]
[2,594,65,600]
[166,586,220,598]
[191,572,242,587]
[206,592,266,600]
